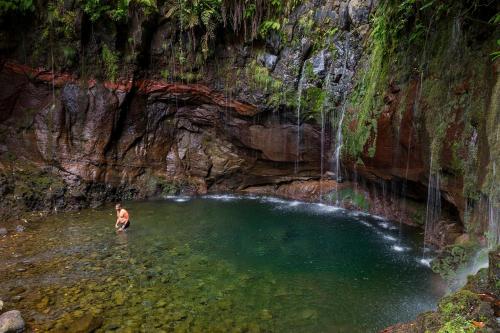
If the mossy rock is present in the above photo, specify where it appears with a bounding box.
[431,242,480,285]
[438,290,481,322]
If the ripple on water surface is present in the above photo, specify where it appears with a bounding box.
[0,197,445,332]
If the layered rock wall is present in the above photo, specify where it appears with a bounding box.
[0,0,498,249]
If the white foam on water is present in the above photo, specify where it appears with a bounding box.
[260,197,289,205]
[171,197,190,202]
[289,201,302,207]
[203,194,238,201]
[373,215,386,221]
[313,203,342,213]
[418,258,432,267]
[383,235,397,241]
[359,220,373,228]
[392,245,410,252]
[348,211,370,218]
[378,222,390,229]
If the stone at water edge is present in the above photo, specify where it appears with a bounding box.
[0,228,7,236]
[0,300,3,311]
[0,310,25,333]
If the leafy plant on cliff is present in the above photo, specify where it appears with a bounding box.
[82,0,156,22]
[102,45,119,81]
[166,0,222,57]
[259,19,281,37]
[490,13,500,60]
[164,0,299,58]
[0,0,33,16]
[0,0,35,16]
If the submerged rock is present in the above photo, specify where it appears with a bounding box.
[113,290,125,306]
[0,228,7,236]
[0,310,25,333]
[64,313,103,333]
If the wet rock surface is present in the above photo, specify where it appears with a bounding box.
[0,63,324,217]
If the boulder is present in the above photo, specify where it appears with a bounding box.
[348,0,372,27]
[311,50,326,76]
[0,228,7,236]
[0,310,25,333]
[257,53,278,70]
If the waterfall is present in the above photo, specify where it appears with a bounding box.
[488,161,499,249]
[422,153,441,256]
[294,67,306,174]
[334,98,347,183]
[320,102,325,201]
[319,64,335,201]
[333,41,349,184]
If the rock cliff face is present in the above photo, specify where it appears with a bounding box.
[0,0,498,248]
[0,61,323,211]
[0,0,374,217]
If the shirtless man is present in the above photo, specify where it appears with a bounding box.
[115,203,130,231]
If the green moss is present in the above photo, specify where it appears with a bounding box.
[245,59,288,107]
[324,188,370,211]
[301,86,326,121]
[102,45,119,81]
[431,242,480,284]
[343,2,391,159]
[303,61,315,80]
[438,290,481,322]
[411,206,425,226]
[155,178,185,196]
[437,316,477,333]
[177,71,202,83]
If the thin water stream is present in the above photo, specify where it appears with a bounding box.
[0,196,446,332]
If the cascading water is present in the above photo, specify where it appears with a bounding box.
[319,102,325,201]
[488,161,499,249]
[319,63,335,201]
[294,67,306,174]
[333,40,350,185]
[334,96,347,184]
[422,152,441,263]
[400,20,434,242]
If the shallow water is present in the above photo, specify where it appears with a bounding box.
[0,196,445,332]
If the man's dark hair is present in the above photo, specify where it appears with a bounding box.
[115,203,122,209]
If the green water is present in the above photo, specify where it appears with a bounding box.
[0,196,445,332]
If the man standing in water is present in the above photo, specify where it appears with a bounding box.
[115,203,130,231]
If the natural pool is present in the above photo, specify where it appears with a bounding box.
[0,196,446,332]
